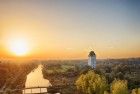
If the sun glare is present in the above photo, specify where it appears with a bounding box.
[9,39,29,56]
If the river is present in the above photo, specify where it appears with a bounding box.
[24,64,51,93]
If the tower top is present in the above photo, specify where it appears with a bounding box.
[88,51,96,57]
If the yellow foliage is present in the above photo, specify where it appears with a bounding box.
[111,80,128,94]
[76,70,108,94]
[131,88,140,94]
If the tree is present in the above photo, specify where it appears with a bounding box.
[111,80,128,94]
[131,88,140,94]
[76,70,108,94]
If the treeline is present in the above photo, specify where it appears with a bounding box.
[96,58,140,89]
[76,70,140,94]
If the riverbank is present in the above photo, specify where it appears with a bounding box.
[0,60,38,94]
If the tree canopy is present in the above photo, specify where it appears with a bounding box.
[111,80,128,94]
[76,70,108,94]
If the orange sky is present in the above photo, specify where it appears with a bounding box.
[0,1,140,59]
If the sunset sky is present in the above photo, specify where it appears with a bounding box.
[0,0,140,59]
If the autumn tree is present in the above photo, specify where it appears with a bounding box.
[131,88,140,94]
[76,70,108,94]
[111,80,128,94]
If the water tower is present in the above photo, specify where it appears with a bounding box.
[88,51,96,68]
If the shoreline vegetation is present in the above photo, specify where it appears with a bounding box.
[0,58,140,94]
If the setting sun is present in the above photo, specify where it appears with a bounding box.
[9,39,29,56]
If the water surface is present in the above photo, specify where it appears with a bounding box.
[24,65,51,93]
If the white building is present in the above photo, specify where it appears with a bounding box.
[88,51,96,68]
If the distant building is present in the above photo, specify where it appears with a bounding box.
[88,51,96,68]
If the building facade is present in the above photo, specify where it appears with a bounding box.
[88,51,96,68]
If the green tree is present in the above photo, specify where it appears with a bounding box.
[76,70,108,94]
[111,80,128,94]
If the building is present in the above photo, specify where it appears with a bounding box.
[88,51,96,68]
